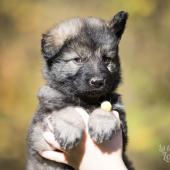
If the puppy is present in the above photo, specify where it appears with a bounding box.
[26,11,134,170]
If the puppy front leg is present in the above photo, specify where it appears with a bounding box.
[51,107,85,150]
[38,86,85,150]
[88,108,121,143]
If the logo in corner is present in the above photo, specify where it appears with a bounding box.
[159,144,170,163]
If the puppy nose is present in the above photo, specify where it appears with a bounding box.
[89,77,105,88]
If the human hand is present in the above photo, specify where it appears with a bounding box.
[40,108,127,170]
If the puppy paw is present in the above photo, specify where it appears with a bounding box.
[88,108,120,143]
[52,107,85,150]
[54,121,83,150]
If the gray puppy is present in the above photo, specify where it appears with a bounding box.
[26,11,134,170]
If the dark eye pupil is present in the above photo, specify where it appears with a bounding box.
[74,58,82,63]
[103,55,111,63]
[74,57,88,63]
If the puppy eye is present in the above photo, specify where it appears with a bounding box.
[102,55,112,64]
[73,57,87,64]
[73,58,82,63]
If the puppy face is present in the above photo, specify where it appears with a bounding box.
[42,11,128,99]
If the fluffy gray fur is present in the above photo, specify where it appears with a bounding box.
[26,11,134,170]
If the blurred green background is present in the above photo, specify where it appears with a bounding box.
[0,0,170,169]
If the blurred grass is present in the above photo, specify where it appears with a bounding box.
[0,0,170,169]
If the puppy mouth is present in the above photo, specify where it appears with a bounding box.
[76,89,110,104]
[78,89,107,98]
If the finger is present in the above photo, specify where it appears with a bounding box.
[112,110,121,128]
[43,131,67,153]
[41,151,68,165]
[112,110,120,120]
[75,107,89,125]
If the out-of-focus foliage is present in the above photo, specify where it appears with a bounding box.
[0,0,170,169]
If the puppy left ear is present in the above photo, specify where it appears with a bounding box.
[109,11,128,40]
[41,33,62,61]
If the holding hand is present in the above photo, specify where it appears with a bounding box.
[40,108,127,170]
